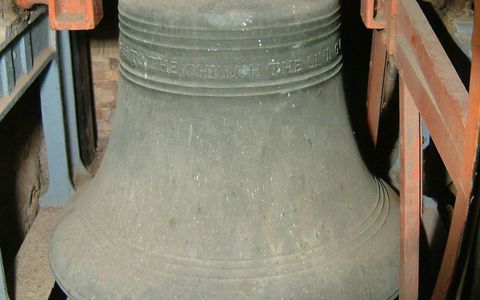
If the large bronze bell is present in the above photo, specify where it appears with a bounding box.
[49,0,400,298]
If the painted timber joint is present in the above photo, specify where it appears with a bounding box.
[16,0,103,30]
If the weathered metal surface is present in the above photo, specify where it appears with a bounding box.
[16,0,103,30]
[362,0,479,298]
[48,0,400,299]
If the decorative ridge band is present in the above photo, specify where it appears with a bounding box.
[119,36,342,96]
[118,6,341,51]
[80,177,391,279]
[120,57,342,96]
[119,20,341,51]
[118,5,342,96]
[118,5,341,32]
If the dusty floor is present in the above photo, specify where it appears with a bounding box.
[10,208,61,299]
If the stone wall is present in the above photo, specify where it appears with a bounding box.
[0,87,47,270]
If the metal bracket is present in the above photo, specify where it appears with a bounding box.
[15,0,103,30]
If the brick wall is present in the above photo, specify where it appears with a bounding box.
[89,0,119,152]
[90,36,119,152]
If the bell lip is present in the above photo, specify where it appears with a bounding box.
[51,276,399,300]
[48,269,79,300]
[51,273,399,300]
[49,179,392,277]
[51,275,399,300]
[48,179,399,300]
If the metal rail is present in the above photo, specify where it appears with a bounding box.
[362,0,479,298]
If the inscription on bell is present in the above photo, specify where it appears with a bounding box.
[183,64,261,79]
[269,39,342,77]
[120,42,178,75]
[120,38,341,80]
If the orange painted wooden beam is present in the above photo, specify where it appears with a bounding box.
[433,0,480,297]
[16,0,103,30]
[362,0,478,298]
[361,0,386,29]
[399,75,422,300]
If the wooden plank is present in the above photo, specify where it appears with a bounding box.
[396,37,462,186]
[361,0,386,29]
[399,76,422,299]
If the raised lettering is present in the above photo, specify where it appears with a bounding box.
[120,38,341,80]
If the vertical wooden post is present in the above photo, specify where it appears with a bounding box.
[399,77,422,299]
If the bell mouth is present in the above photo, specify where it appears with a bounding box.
[49,179,399,299]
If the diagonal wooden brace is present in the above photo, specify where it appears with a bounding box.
[16,0,103,30]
